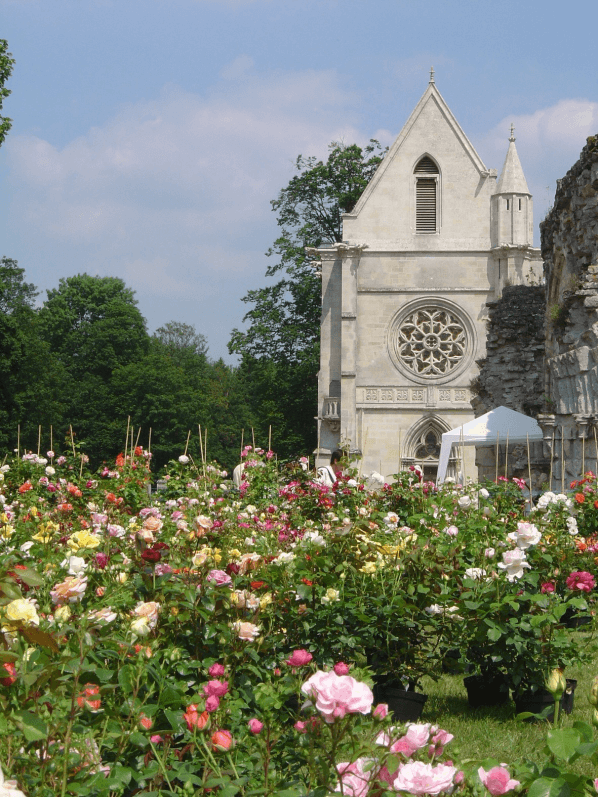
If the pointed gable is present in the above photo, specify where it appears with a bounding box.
[343,80,495,247]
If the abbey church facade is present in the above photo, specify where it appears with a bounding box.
[313,75,542,480]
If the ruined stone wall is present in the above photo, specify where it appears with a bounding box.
[540,135,598,484]
[471,285,548,484]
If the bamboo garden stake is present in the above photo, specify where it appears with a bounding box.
[495,432,499,482]
[561,429,565,493]
[70,425,76,459]
[124,416,130,463]
[240,429,244,462]
[582,432,586,478]
[505,431,509,479]
[37,425,41,457]
[50,426,53,458]
[550,429,555,491]
[148,428,152,456]
[526,433,533,510]
[184,429,191,457]
[268,425,272,452]
[17,424,20,459]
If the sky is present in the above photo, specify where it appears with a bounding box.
[1,0,597,361]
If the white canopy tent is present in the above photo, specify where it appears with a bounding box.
[436,406,544,484]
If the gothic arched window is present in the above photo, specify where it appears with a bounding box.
[414,156,439,234]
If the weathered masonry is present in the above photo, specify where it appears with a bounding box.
[311,73,542,480]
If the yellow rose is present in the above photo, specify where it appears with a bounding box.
[30,506,39,517]
[1,512,9,523]
[0,524,14,539]
[68,530,101,551]
[359,561,377,574]
[54,605,72,623]
[117,572,129,584]
[4,598,40,628]
[229,549,242,559]
[33,530,53,543]
[259,593,273,609]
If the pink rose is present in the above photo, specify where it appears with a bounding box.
[335,758,374,797]
[301,670,373,723]
[205,695,220,712]
[394,761,457,795]
[566,571,595,592]
[478,766,520,795]
[203,680,229,698]
[373,703,388,719]
[208,663,226,677]
[334,662,350,675]
[206,569,232,587]
[286,649,313,667]
[248,718,264,735]
[294,720,307,733]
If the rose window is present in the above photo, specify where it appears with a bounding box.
[392,306,468,378]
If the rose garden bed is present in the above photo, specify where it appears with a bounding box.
[0,444,598,795]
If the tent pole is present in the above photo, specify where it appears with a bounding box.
[527,433,533,510]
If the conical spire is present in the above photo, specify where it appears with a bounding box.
[495,125,530,195]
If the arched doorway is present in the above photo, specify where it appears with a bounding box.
[403,416,458,482]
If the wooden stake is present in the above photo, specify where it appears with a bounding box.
[184,429,191,456]
[252,427,256,451]
[550,429,555,491]
[561,429,565,493]
[198,424,204,463]
[50,426,53,457]
[495,432,499,482]
[398,430,402,474]
[124,416,130,463]
[527,433,533,510]
[240,429,244,462]
[268,425,272,453]
[148,427,152,456]
[37,425,41,457]
[130,426,134,461]
[582,432,586,478]
[594,426,598,476]
[315,419,321,474]
[134,427,141,453]
[17,424,20,459]
[505,431,509,479]
[79,454,84,480]
[70,425,76,459]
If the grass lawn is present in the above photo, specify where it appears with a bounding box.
[417,628,597,777]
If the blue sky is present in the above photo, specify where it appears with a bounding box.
[1,0,597,360]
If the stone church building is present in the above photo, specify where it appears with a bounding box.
[313,73,542,480]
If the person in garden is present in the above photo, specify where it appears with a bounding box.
[317,449,344,487]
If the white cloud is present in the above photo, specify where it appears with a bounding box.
[476,98,598,241]
[5,66,363,356]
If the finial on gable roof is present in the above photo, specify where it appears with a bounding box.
[429,66,435,84]
[509,123,515,142]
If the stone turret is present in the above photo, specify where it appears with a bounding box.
[491,126,542,294]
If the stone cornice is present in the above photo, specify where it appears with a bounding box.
[305,243,369,265]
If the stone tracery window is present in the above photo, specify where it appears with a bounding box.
[394,306,467,377]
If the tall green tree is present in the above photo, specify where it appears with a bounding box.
[0,39,14,148]
[38,275,149,462]
[229,140,386,458]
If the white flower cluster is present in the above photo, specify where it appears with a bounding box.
[536,491,573,512]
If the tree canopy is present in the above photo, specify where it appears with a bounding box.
[0,39,14,148]
[229,140,386,458]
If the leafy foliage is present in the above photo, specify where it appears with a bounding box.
[0,39,14,148]
[229,141,386,459]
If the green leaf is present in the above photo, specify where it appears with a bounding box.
[15,567,44,587]
[13,709,48,742]
[527,777,570,797]
[118,664,134,694]
[487,627,502,641]
[547,729,581,763]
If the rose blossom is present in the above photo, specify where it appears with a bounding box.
[131,601,160,629]
[334,662,350,676]
[208,663,226,677]
[566,571,595,592]
[497,549,530,581]
[508,521,541,549]
[478,765,520,795]
[301,670,373,723]
[206,569,232,587]
[211,730,233,751]
[393,760,457,795]
[286,649,313,667]
[203,680,229,698]
[334,758,374,796]
[50,575,88,605]
[232,621,261,641]
[205,695,220,712]
[183,704,209,731]
[373,703,388,719]
[248,718,264,735]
